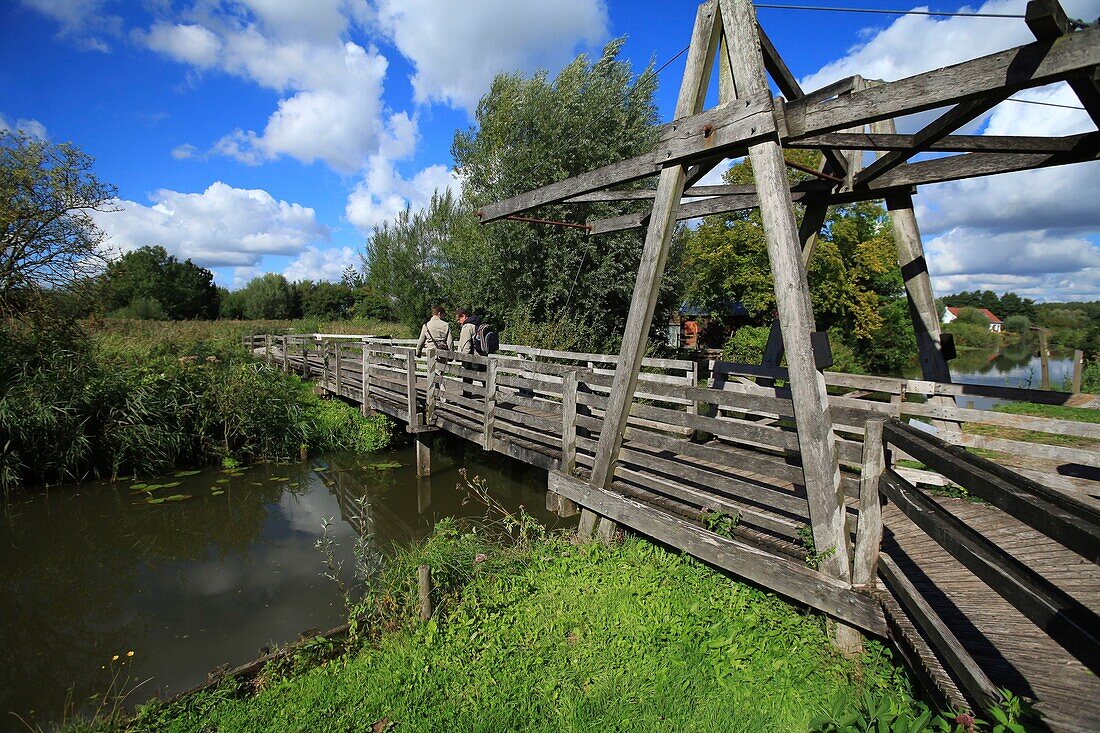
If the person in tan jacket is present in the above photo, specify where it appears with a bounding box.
[415,306,452,358]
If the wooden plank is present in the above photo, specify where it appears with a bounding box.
[883,420,1100,561]
[784,26,1100,136]
[549,471,887,635]
[589,0,720,491]
[879,554,1004,710]
[878,468,1100,673]
[562,370,579,475]
[482,360,498,450]
[951,432,1099,468]
[852,419,885,589]
[723,0,850,584]
[898,401,1100,440]
[787,131,1094,154]
[406,351,418,429]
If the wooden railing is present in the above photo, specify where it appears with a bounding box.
[873,418,1100,709]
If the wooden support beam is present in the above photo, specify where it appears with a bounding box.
[416,433,431,478]
[482,359,498,450]
[479,86,773,222]
[550,471,887,635]
[361,343,370,416]
[722,0,850,588]
[590,0,720,490]
[856,93,1011,186]
[1027,0,1100,126]
[784,25,1100,136]
[788,131,1094,154]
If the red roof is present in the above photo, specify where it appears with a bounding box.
[946,306,1002,324]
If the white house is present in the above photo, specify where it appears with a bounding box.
[943,306,1003,333]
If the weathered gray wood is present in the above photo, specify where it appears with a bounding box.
[784,26,1100,136]
[857,93,1010,185]
[788,131,1093,154]
[852,419,885,588]
[951,431,1099,468]
[723,0,850,584]
[482,360,498,450]
[1073,349,1084,393]
[478,89,773,221]
[878,468,1100,673]
[577,508,599,541]
[406,351,418,429]
[415,433,431,478]
[596,516,617,545]
[590,0,720,491]
[562,369,579,475]
[1027,0,1100,126]
[418,564,433,621]
[361,344,371,416]
[866,138,1100,190]
[549,471,887,635]
[879,554,1004,711]
[1040,328,1051,390]
[334,342,342,393]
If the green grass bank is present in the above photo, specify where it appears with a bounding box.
[77,518,1030,733]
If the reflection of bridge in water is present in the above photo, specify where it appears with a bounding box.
[250,334,1100,731]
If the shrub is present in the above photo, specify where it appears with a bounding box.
[1083,358,1100,394]
[108,297,168,321]
[943,320,999,350]
[956,307,991,326]
[1004,315,1030,333]
[722,325,770,363]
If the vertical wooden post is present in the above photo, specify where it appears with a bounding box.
[590,0,719,490]
[302,339,309,378]
[1040,329,1051,390]
[577,509,599,541]
[416,433,431,478]
[1073,349,1084,394]
[482,360,498,451]
[562,369,579,474]
[335,343,343,395]
[265,334,272,363]
[361,342,371,415]
[722,0,850,585]
[406,350,418,428]
[852,419,886,588]
[282,336,289,374]
[418,565,433,621]
[426,353,440,424]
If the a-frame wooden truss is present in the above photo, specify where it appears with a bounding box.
[480,0,1099,641]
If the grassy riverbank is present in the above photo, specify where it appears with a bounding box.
[90,520,974,733]
[1,318,407,496]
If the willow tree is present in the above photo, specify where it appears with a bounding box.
[448,38,679,352]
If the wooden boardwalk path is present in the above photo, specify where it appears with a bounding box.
[251,335,1100,731]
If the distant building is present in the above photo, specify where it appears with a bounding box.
[943,306,1003,332]
[668,302,749,349]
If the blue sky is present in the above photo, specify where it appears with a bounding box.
[2,0,1098,300]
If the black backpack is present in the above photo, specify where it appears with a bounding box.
[474,322,499,356]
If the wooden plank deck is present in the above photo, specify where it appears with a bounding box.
[253,337,1100,731]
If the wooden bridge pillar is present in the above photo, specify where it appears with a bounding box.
[722,0,851,588]
[589,0,720,491]
[416,433,432,478]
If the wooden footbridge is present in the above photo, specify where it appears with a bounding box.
[248,332,1100,731]
[253,0,1096,727]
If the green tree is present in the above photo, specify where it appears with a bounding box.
[100,245,219,319]
[238,273,293,320]
[295,279,356,320]
[446,38,669,351]
[0,131,116,317]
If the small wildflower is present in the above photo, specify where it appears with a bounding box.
[127,650,135,657]
[954,713,975,733]
[111,654,119,661]
[474,553,487,564]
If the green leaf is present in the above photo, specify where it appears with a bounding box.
[163,494,193,502]
[174,470,201,477]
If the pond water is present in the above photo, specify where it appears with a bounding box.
[1,438,556,731]
[905,340,1077,409]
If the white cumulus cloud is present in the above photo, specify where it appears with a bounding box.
[345,158,459,234]
[0,113,48,139]
[371,0,609,111]
[94,182,329,268]
[283,246,359,282]
[20,0,122,52]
